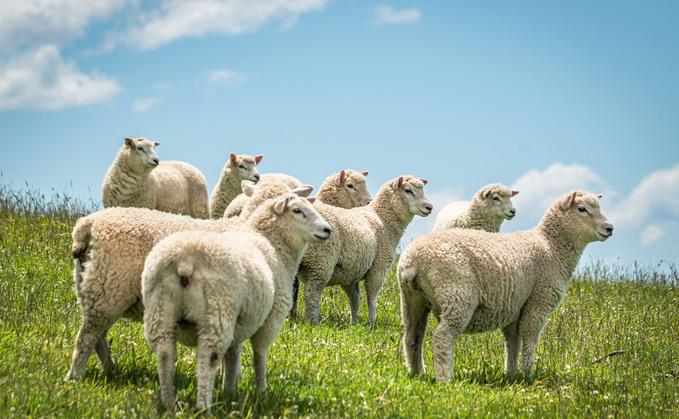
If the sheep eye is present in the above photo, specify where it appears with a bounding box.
[578,206,589,214]
[404,186,413,194]
[292,207,302,214]
[136,146,143,150]
[347,183,354,189]
[493,196,500,201]
[238,164,245,169]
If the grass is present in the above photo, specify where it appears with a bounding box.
[1,183,677,417]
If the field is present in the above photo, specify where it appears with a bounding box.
[0,185,677,417]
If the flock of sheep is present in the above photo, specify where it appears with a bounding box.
[65,137,614,412]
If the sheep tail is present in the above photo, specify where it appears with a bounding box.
[71,217,94,262]
[177,260,194,288]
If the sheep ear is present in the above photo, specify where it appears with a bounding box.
[291,185,314,198]
[482,189,492,199]
[153,142,161,147]
[125,138,134,147]
[561,191,578,210]
[254,155,263,165]
[334,170,346,187]
[307,197,316,204]
[230,153,238,164]
[392,177,404,191]
[273,196,290,216]
[597,194,603,200]
[241,180,257,197]
[420,179,428,185]
[511,191,519,197]
[362,171,369,177]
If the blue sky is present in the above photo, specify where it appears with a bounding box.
[1,0,678,269]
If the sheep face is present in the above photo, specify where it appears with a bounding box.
[393,177,433,217]
[125,137,160,170]
[561,191,614,244]
[273,195,332,243]
[486,190,518,220]
[336,170,373,207]
[230,153,262,183]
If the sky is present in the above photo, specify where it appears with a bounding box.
[0,0,678,270]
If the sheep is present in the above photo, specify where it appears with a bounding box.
[142,193,331,412]
[222,173,302,218]
[397,191,614,382]
[209,153,263,218]
[101,137,210,219]
[432,183,518,233]
[296,175,433,325]
[63,181,313,381]
[315,169,372,208]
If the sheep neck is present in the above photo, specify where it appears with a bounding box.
[108,153,153,203]
[536,210,590,283]
[368,187,415,242]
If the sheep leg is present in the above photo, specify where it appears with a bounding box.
[340,282,361,324]
[303,279,328,325]
[252,346,269,392]
[501,322,520,375]
[64,312,110,380]
[221,342,243,390]
[289,277,300,320]
[400,289,430,375]
[195,342,225,414]
[518,310,549,380]
[154,335,177,411]
[431,300,475,383]
[94,334,115,372]
[364,268,387,325]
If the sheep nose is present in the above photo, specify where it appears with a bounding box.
[253,174,260,181]
[510,209,516,215]
[425,204,433,212]
[152,158,159,165]
[604,224,614,234]
[323,226,332,235]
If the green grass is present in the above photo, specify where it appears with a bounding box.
[1,184,678,417]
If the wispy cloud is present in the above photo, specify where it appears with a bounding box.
[132,97,158,113]
[0,0,132,51]
[371,4,422,26]
[209,70,246,86]
[126,0,330,50]
[0,45,120,111]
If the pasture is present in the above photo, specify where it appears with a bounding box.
[0,185,677,417]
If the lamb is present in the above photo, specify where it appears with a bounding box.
[315,169,372,208]
[432,183,518,233]
[296,175,433,325]
[209,153,263,218]
[222,173,303,218]
[63,181,312,381]
[142,193,331,412]
[101,137,210,219]
[397,191,614,382]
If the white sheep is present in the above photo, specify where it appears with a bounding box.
[209,153,263,218]
[64,181,312,381]
[101,137,210,219]
[222,173,302,218]
[397,191,614,382]
[142,193,331,412]
[315,169,372,208]
[296,175,433,325]
[432,183,518,233]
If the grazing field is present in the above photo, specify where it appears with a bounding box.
[1,185,677,417]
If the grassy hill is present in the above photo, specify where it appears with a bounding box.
[1,184,677,417]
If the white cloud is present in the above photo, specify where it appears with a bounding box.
[0,45,121,111]
[132,97,158,113]
[371,4,422,26]
[0,0,131,51]
[510,162,612,227]
[640,225,665,247]
[209,70,246,86]
[126,0,329,50]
